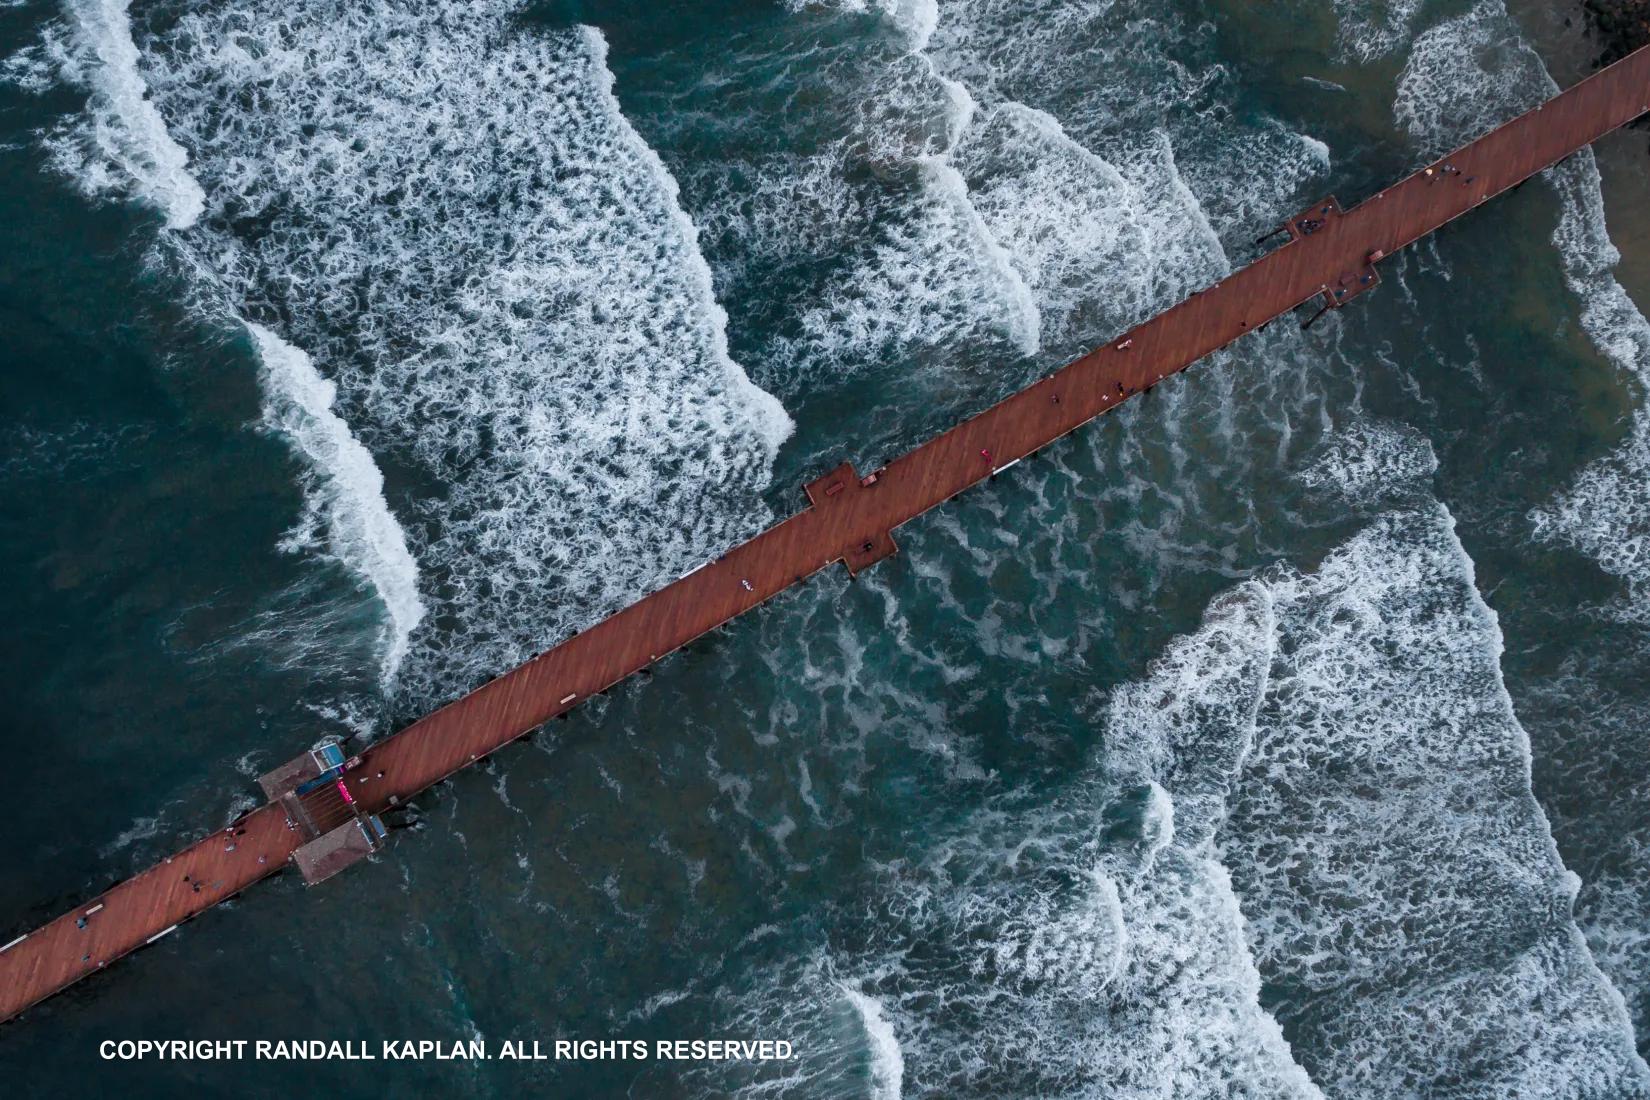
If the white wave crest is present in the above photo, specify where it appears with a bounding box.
[1216,506,1650,1095]
[1393,0,1650,1053]
[96,8,791,700]
[952,108,1228,355]
[811,591,1320,1096]
[1105,585,1277,849]
[250,323,425,684]
[841,987,905,1100]
[31,0,428,689]
[817,491,1646,1095]
[42,0,206,228]
[1535,158,1650,626]
[770,0,1328,385]
[787,0,939,51]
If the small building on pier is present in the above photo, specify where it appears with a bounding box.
[259,741,387,885]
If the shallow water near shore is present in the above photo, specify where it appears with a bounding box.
[2,0,1649,1095]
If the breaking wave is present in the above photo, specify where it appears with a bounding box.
[142,9,790,702]
[787,0,939,52]
[841,986,904,1100]
[710,764,1324,1097]
[710,410,1650,1094]
[21,2,793,703]
[9,0,1650,1089]
[665,0,1328,492]
[1217,504,1649,1095]
[250,323,425,682]
[29,0,205,228]
[1394,0,1650,1043]
[1537,172,1650,628]
[15,1,428,686]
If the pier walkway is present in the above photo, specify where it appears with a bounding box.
[4,44,1648,1024]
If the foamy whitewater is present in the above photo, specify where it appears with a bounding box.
[6,0,1650,1092]
[18,2,793,703]
[11,0,428,685]
[694,0,1332,429]
[640,0,1650,1062]
[1217,497,1647,1095]
[154,9,790,703]
[820,609,1330,1097]
[1396,0,1650,577]
[812,425,1645,1095]
[660,6,1645,1087]
[250,323,425,682]
[841,987,904,1100]
[751,433,1648,1096]
[29,0,204,228]
[1395,0,1650,1052]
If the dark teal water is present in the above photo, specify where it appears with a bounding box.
[2,0,1648,1096]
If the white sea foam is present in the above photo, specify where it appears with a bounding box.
[250,323,425,684]
[21,2,431,688]
[39,0,205,228]
[1582,867,1650,1037]
[1105,587,1277,850]
[1332,0,1428,62]
[1,39,56,94]
[785,0,1326,380]
[1395,4,1650,1044]
[694,474,1647,1093]
[1209,505,1650,1094]
[98,812,166,859]
[1535,162,1650,626]
[841,987,904,1100]
[70,9,792,701]
[923,0,1331,246]
[1393,0,1550,159]
[672,513,1322,1096]
[754,52,1049,379]
[777,583,1322,1096]
[1297,418,1438,505]
[841,736,1322,1096]
[952,108,1228,355]
[920,156,1042,354]
[787,0,938,51]
[782,135,1045,374]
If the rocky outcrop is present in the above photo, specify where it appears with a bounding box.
[1584,0,1650,66]
[1583,0,1650,134]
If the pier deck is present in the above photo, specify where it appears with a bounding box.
[4,44,1647,1024]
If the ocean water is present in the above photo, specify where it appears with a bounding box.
[1,0,1648,1095]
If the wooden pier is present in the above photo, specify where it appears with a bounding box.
[4,44,1647,1025]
